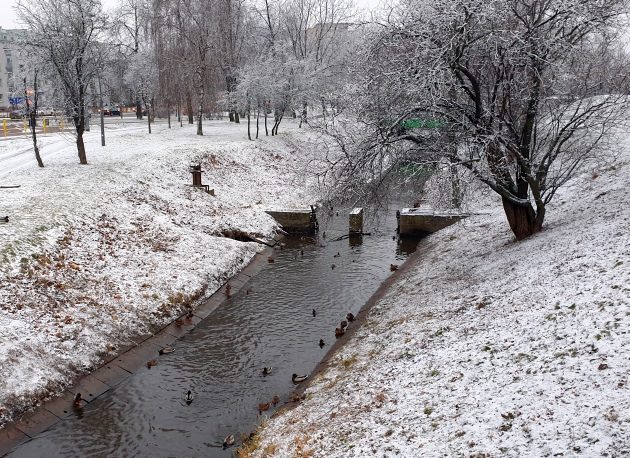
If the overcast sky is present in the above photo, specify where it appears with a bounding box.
[0,0,119,29]
[0,0,380,30]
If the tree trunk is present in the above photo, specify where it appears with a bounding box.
[264,106,268,136]
[197,87,204,136]
[25,73,44,167]
[501,197,543,240]
[247,102,251,141]
[235,112,240,123]
[76,123,87,165]
[299,101,307,127]
[136,100,143,119]
[186,91,194,124]
[147,101,151,134]
[256,107,259,139]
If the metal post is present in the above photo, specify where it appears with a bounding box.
[98,76,105,147]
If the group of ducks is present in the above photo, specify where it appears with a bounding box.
[334,312,356,338]
[126,266,358,451]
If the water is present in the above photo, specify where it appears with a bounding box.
[8,204,421,457]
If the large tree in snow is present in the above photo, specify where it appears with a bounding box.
[333,0,630,240]
[18,0,108,165]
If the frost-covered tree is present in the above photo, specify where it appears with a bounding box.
[112,0,149,119]
[333,0,630,240]
[125,46,158,133]
[281,0,355,125]
[18,0,108,165]
[23,70,44,168]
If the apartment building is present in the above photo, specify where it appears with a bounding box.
[0,27,26,111]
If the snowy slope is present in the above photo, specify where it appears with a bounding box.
[247,142,630,455]
[0,120,318,426]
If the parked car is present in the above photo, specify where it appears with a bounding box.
[37,107,56,116]
[100,106,122,116]
[9,110,25,119]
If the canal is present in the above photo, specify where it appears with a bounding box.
[8,200,421,457]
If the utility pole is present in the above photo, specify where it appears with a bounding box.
[98,76,105,146]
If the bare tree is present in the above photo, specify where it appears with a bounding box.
[126,46,158,133]
[330,0,630,240]
[24,70,44,168]
[281,0,354,125]
[113,0,148,119]
[18,0,108,165]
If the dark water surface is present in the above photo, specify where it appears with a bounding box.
[9,204,421,457]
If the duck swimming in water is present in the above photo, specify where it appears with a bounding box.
[158,346,175,355]
[272,394,280,406]
[335,327,345,338]
[319,339,325,348]
[346,312,355,322]
[292,373,308,384]
[73,393,85,408]
[185,390,194,404]
[223,434,235,449]
[258,402,270,414]
[262,367,273,376]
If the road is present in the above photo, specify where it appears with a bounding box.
[0,115,162,179]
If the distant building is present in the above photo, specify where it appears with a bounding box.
[0,27,27,111]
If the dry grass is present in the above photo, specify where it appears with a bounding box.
[293,435,314,458]
[340,354,359,369]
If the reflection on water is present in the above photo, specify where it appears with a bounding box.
[9,203,422,458]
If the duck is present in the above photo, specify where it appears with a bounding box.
[146,359,158,369]
[319,339,325,348]
[331,264,336,270]
[346,312,355,322]
[262,367,273,376]
[185,309,194,320]
[312,309,317,317]
[175,318,184,327]
[158,346,175,355]
[300,249,304,256]
[272,394,280,406]
[340,320,348,329]
[223,434,235,449]
[225,284,232,297]
[390,264,399,272]
[73,393,85,407]
[292,373,308,384]
[335,327,345,338]
[267,256,275,263]
[185,390,194,404]
[258,402,270,414]
[333,252,340,258]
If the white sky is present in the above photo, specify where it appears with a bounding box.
[0,0,381,30]
[0,0,120,29]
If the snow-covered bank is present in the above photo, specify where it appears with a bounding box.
[247,150,630,454]
[0,121,317,427]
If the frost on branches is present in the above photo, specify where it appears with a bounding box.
[331,0,630,240]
